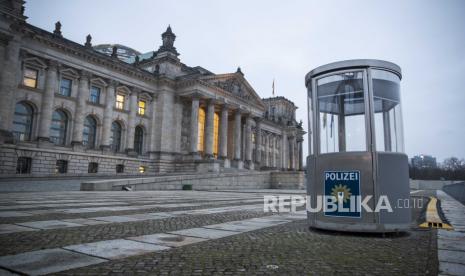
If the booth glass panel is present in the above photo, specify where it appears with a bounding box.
[372,69,404,152]
[317,71,366,154]
[307,89,314,155]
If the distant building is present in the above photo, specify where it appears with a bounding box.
[411,155,437,169]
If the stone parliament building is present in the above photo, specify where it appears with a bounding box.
[0,1,305,178]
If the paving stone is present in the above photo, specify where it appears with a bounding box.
[439,262,465,276]
[16,220,84,230]
[90,216,145,223]
[0,224,37,234]
[0,248,105,275]
[61,218,110,226]
[128,233,207,247]
[122,214,167,221]
[0,268,18,275]
[64,239,170,260]
[438,249,465,265]
[203,220,274,232]
[168,227,239,239]
[0,212,32,218]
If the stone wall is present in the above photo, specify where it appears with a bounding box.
[81,171,272,191]
[270,171,305,189]
[409,179,463,191]
[80,170,307,191]
[0,144,154,177]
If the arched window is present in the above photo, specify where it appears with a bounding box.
[12,102,33,141]
[50,109,68,145]
[197,107,206,152]
[134,126,144,154]
[83,116,97,148]
[110,121,122,152]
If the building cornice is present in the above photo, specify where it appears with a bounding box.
[17,23,159,85]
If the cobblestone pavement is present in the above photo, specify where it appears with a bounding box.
[0,190,437,275]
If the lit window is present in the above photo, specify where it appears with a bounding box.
[138,100,146,115]
[116,94,125,109]
[139,166,146,173]
[213,112,219,157]
[23,68,38,88]
[197,108,205,152]
[55,160,68,174]
[60,78,72,96]
[89,86,101,104]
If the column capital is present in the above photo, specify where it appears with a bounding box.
[79,70,92,80]
[108,80,119,88]
[47,59,59,70]
[254,116,263,123]
[131,87,141,94]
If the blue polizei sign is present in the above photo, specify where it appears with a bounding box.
[324,171,361,218]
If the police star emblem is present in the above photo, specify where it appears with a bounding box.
[331,184,352,203]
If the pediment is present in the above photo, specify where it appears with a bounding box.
[200,73,265,108]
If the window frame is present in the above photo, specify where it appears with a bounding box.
[88,162,99,173]
[50,109,68,146]
[59,77,73,97]
[312,68,371,156]
[138,100,146,116]
[55,160,68,174]
[110,121,123,152]
[23,67,39,88]
[115,94,125,110]
[16,157,32,174]
[12,102,34,142]
[134,125,144,154]
[83,115,97,148]
[89,86,102,104]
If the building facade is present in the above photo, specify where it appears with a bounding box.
[0,1,305,177]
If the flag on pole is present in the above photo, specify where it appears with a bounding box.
[272,79,275,96]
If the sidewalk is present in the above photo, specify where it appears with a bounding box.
[436,190,465,275]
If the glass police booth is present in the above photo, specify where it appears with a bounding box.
[305,60,410,233]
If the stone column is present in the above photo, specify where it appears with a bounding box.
[125,88,138,153]
[71,71,90,147]
[233,109,242,160]
[245,115,253,169]
[298,140,303,170]
[172,96,183,153]
[282,132,288,169]
[219,104,229,159]
[0,38,20,134]
[149,95,158,152]
[264,133,269,167]
[289,136,295,170]
[204,100,215,158]
[100,80,116,150]
[254,117,262,165]
[271,135,276,167]
[232,109,243,169]
[37,60,59,141]
[189,97,200,157]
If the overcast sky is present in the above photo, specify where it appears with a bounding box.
[26,0,465,162]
